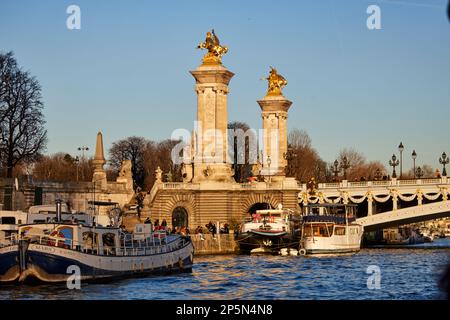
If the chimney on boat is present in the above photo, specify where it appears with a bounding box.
[55,199,62,222]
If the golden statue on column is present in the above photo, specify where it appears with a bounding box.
[265,66,288,96]
[197,29,228,65]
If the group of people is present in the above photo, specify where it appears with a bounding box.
[143,217,191,236]
[140,217,230,237]
[195,222,230,236]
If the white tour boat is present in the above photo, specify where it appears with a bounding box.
[236,206,300,254]
[299,203,363,255]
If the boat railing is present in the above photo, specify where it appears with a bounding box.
[0,234,19,247]
[23,233,188,257]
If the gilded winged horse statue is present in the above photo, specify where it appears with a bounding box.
[265,66,288,96]
[197,29,228,65]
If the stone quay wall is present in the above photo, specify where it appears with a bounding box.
[191,234,239,255]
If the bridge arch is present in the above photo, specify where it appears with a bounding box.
[241,193,281,216]
[172,206,189,229]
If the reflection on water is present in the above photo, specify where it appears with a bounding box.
[1,239,449,300]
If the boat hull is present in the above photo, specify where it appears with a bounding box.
[1,239,194,284]
[236,231,297,255]
[0,245,20,283]
[302,233,362,255]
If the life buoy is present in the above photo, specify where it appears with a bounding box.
[299,248,307,256]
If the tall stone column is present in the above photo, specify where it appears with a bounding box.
[190,64,234,183]
[258,92,292,182]
[92,131,107,190]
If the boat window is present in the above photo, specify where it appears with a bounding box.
[102,233,116,255]
[303,227,313,237]
[58,227,73,246]
[103,233,115,247]
[327,225,334,236]
[334,226,346,236]
[82,232,98,252]
[304,224,332,237]
[1,217,16,224]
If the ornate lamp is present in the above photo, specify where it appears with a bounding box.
[332,159,340,181]
[439,152,449,177]
[415,166,423,179]
[340,156,350,180]
[389,154,399,178]
[398,142,404,179]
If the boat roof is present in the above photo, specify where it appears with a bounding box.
[302,215,357,224]
[19,222,120,231]
[88,200,119,206]
[304,203,358,207]
[255,209,287,215]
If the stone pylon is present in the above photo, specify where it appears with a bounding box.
[257,93,292,182]
[92,131,107,189]
[189,63,235,183]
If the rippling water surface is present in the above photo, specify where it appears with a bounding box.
[1,239,449,300]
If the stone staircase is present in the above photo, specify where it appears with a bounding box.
[121,211,144,232]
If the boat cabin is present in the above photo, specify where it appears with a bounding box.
[17,222,171,256]
[0,210,28,246]
[301,204,360,238]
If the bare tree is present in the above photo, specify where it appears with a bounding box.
[32,153,93,182]
[288,129,327,182]
[109,136,148,189]
[0,52,47,177]
[228,121,254,182]
[288,129,312,149]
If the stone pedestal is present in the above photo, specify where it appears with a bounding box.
[257,95,292,181]
[190,64,234,183]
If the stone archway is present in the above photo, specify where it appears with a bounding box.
[247,202,274,215]
[172,206,189,229]
[241,193,281,216]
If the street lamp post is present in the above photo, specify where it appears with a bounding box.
[78,146,89,181]
[340,156,350,180]
[439,152,449,177]
[415,166,423,179]
[78,146,89,158]
[389,154,399,178]
[398,142,404,179]
[74,156,80,181]
[412,150,417,179]
[283,145,296,177]
[332,160,340,181]
[374,168,382,181]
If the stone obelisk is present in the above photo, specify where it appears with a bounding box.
[92,131,107,189]
[258,67,293,182]
[190,30,234,183]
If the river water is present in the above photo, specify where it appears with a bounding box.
[1,239,449,300]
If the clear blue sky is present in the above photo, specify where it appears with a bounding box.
[1,0,449,172]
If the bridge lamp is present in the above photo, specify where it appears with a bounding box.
[389,154,399,179]
[267,155,272,184]
[74,156,80,181]
[398,142,404,179]
[340,156,350,180]
[415,166,423,179]
[332,160,340,181]
[374,168,382,181]
[439,152,449,177]
[412,150,417,179]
